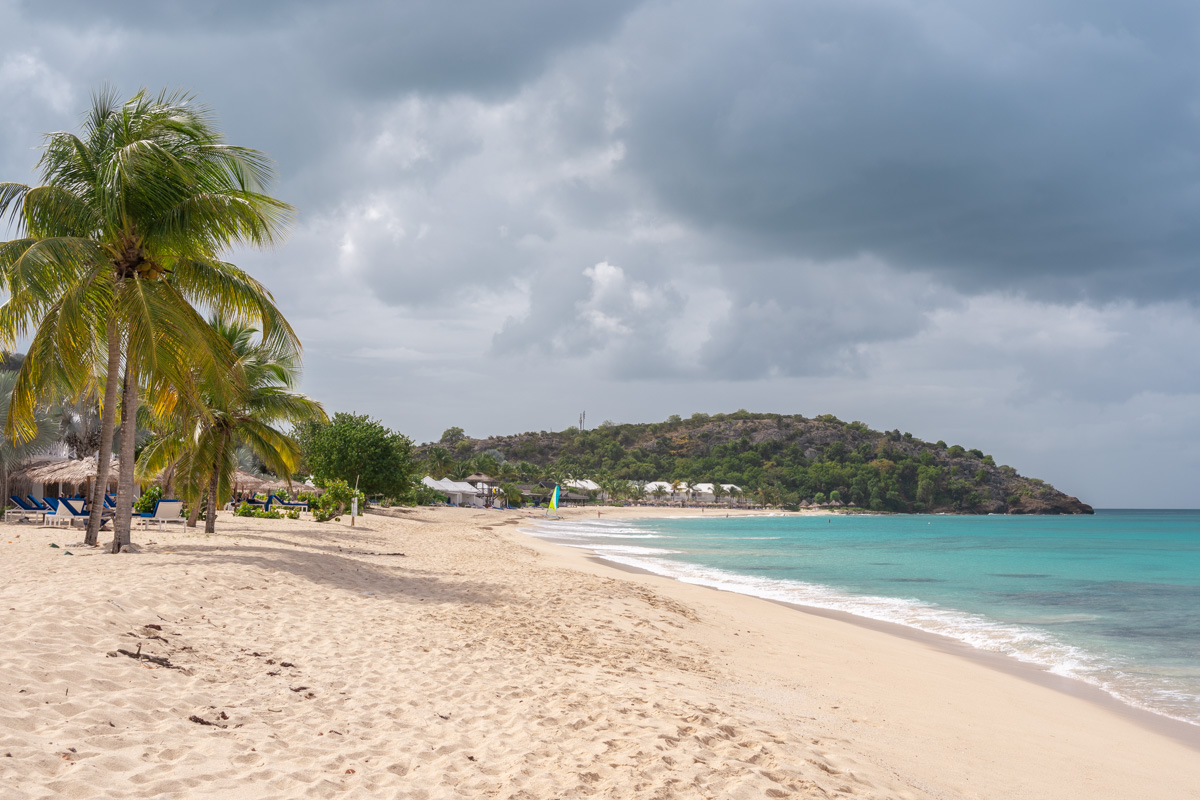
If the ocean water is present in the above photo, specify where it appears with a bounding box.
[522,510,1200,726]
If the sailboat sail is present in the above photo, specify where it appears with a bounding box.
[547,485,559,514]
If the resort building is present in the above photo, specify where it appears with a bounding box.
[690,483,743,502]
[421,476,482,506]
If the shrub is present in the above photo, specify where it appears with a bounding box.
[134,485,163,514]
[313,478,366,522]
[285,508,300,520]
[235,502,281,519]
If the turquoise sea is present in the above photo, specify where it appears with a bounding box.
[524,510,1200,726]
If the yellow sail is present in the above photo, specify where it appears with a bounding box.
[548,485,559,513]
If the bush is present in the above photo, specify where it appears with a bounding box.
[235,502,281,519]
[134,485,162,514]
[285,508,300,520]
[313,478,366,522]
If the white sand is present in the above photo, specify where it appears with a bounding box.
[1,507,1196,799]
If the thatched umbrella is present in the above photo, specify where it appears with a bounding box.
[17,456,115,486]
[12,457,129,504]
[233,470,269,492]
[258,477,296,494]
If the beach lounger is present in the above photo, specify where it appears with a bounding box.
[269,494,308,511]
[6,495,45,523]
[244,497,272,513]
[42,497,70,527]
[137,499,185,531]
[57,498,93,528]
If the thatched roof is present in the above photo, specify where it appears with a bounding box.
[233,470,269,490]
[233,472,306,494]
[12,459,301,494]
[14,457,120,486]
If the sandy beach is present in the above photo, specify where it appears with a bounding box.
[1,506,1197,799]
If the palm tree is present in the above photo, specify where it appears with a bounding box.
[711,482,727,507]
[728,485,742,507]
[0,371,59,506]
[139,317,324,533]
[425,446,453,479]
[497,461,518,483]
[652,485,667,504]
[0,88,296,551]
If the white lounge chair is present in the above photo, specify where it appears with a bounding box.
[137,499,186,530]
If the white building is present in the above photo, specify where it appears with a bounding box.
[689,483,743,502]
[422,476,482,506]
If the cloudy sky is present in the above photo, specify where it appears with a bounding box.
[3,0,1199,506]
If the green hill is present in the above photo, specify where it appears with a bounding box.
[425,411,1093,514]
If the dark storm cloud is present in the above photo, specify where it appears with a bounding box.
[17,0,640,98]
[6,0,1200,504]
[612,0,1200,300]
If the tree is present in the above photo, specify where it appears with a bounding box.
[139,317,325,532]
[0,371,59,505]
[440,427,466,445]
[297,412,413,497]
[711,482,727,506]
[424,446,453,479]
[0,88,295,551]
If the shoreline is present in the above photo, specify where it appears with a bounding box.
[3,507,1198,798]
[551,506,1200,749]
[587,552,1200,750]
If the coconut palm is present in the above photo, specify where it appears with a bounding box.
[0,371,59,506]
[138,317,325,533]
[651,485,668,504]
[0,87,296,551]
[425,446,453,479]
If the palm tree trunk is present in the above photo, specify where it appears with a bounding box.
[86,320,121,546]
[204,441,223,534]
[111,360,139,553]
[186,499,201,528]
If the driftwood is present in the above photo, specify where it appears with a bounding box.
[188,714,226,728]
[109,642,184,670]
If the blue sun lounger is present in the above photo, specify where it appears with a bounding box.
[269,494,308,511]
[6,495,45,523]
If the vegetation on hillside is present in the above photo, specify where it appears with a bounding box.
[420,411,1093,514]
